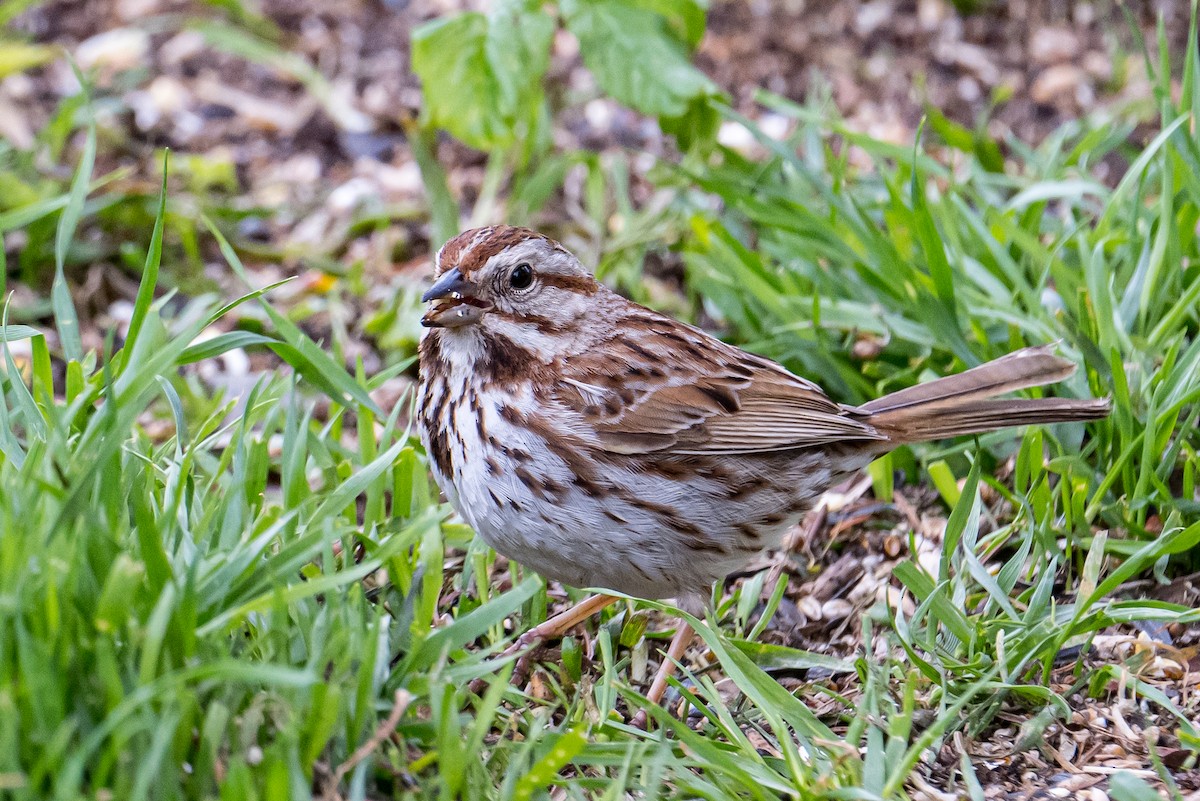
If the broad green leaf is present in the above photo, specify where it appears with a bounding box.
[659,91,721,152]
[412,3,554,150]
[627,0,708,48]
[1109,772,1164,801]
[561,0,717,118]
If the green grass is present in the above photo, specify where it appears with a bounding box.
[2,3,1199,799]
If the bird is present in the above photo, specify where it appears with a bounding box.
[415,224,1110,725]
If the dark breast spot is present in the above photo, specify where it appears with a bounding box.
[427,428,453,479]
[418,331,443,367]
[514,466,566,502]
[726,475,770,501]
[649,458,699,481]
[736,523,763,543]
[479,332,531,388]
[572,475,607,498]
[602,508,626,525]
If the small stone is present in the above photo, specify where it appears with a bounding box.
[917,548,940,577]
[821,598,853,621]
[116,0,158,21]
[374,161,423,196]
[1030,27,1081,65]
[1041,287,1065,314]
[864,53,891,82]
[717,120,759,156]
[1083,51,1113,81]
[854,0,893,37]
[917,0,950,28]
[883,534,903,559]
[957,76,982,103]
[75,28,150,76]
[0,95,33,148]
[880,585,915,616]
[1031,65,1086,106]
[128,75,190,130]
[147,75,188,116]
[339,131,401,161]
[584,99,615,133]
[851,334,884,361]
[553,28,579,60]
[237,217,271,243]
[933,41,1000,86]
[360,83,395,117]
[327,177,376,213]
[1,73,34,100]
[159,31,206,66]
[797,595,823,620]
[758,112,790,142]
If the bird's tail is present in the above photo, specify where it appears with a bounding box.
[859,345,1111,445]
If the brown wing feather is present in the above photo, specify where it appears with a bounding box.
[553,313,885,455]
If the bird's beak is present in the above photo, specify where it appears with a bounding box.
[421,267,491,328]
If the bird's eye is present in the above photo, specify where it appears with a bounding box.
[509,262,533,289]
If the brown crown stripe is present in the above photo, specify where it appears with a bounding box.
[479,331,537,388]
[439,226,550,277]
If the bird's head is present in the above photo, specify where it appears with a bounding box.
[421,226,601,348]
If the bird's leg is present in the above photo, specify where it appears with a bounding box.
[513,592,618,650]
[470,593,618,693]
[630,617,694,730]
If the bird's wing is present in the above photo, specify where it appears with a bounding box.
[553,314,884,455]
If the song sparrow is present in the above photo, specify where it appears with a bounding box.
[416,225,1109,717]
